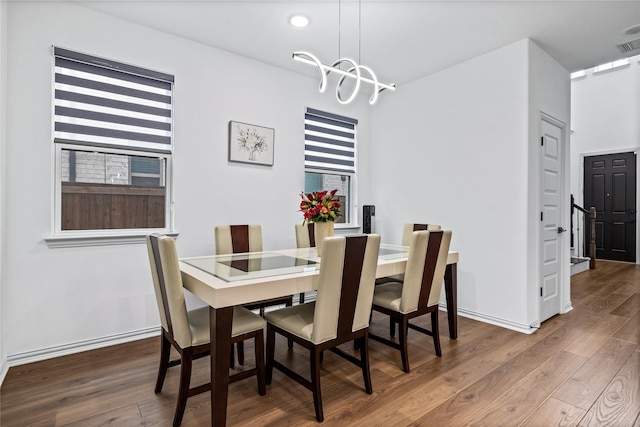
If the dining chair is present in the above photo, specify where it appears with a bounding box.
[215,225,295,317]
[265,234,381,422]
[295,222,316,248]
[146,234,266,426]
[376,223,443,338]
[400,223,441,246]
[294,222,316,303]
[369,229,452,373]
[215,224,294,361]
[377,223,442,285]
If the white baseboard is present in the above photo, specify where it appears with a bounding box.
[562,301,574,314]
[0,358,8,387]
[4,327,160,371]
[570,257,590,275]
[445,304,538,335]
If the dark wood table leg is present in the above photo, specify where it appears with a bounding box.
[210,306,234,426]
[444,263,458,340]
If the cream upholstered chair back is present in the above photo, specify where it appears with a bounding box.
[215,224,263,255]
[311,234,381,344]
[401,223,442,246]
[295,223,316,248]
[146,234,193,349]
[399,230,452,313]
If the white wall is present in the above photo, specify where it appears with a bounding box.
[527,40,572,320]
[369,39,570,332]
[1,1,575,368]
[570,56,640,263]
[3,1,371,364]
[0,0,7,383]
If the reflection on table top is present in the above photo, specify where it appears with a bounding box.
[181,244,410,283]
[182,253,319,282]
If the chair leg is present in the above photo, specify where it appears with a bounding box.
[265,325,275,385]
[254,331,266,396]
[286,297,294,349]
[431,310,442,357]
[230,346,235,369]
[359,335,373,394]
[155,333,171,393]
[237,341,245,365]
[390,317,395,337]
[174,348,193,427]
[399,318,410,373]
[310,348,324,422]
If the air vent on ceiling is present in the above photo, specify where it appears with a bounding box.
[617,38,640,52]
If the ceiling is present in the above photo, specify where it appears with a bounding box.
[75,1,640,86]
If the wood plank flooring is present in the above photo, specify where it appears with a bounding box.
[2,260,639,426]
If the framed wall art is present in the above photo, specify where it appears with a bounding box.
[228,121,275,166]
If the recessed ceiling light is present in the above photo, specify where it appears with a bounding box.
[623,24,640,35]
[290,15,309,28]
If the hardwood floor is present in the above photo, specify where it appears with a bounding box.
[2,260,639,426]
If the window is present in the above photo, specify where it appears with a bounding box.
[593,58,630,74]
[52,47,174,236]
[304,108,357,225]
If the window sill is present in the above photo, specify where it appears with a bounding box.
[45,232,179,248]
[334,224,361,233]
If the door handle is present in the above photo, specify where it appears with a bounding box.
[557,227,566,234]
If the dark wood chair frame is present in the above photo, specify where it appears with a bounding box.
[369,230,445,373]
[265,235,375,422]
[295,222,316,304]
[377,223,436,336]
[149,234,265,426]
[218,224,293,364]
[155,327,266,426]
[265,326,372,422]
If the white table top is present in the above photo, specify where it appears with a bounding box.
[180,244,458,309]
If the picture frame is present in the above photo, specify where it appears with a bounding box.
[228,121,275,166]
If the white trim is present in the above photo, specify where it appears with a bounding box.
[52,143,174,240]
[45,232,178,248]
[0,359,8,388]
[4,327,160,369]
[538,112,569,326]
[448,305,538,335]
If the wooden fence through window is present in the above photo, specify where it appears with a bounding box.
[61,182,165,230]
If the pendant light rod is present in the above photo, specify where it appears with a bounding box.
[358,0,361,64]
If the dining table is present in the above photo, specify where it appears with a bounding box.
[179,243,459,426]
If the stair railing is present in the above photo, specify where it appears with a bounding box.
[571,194,596,269]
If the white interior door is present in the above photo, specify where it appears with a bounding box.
[540,116,565,322]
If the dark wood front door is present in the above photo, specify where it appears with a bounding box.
[584,152,636,262]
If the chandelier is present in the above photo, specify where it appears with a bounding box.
[292,0,395,105]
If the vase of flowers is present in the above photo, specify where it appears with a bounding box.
[299,189,341,256]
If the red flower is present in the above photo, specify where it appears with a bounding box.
[299,189,342,224]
